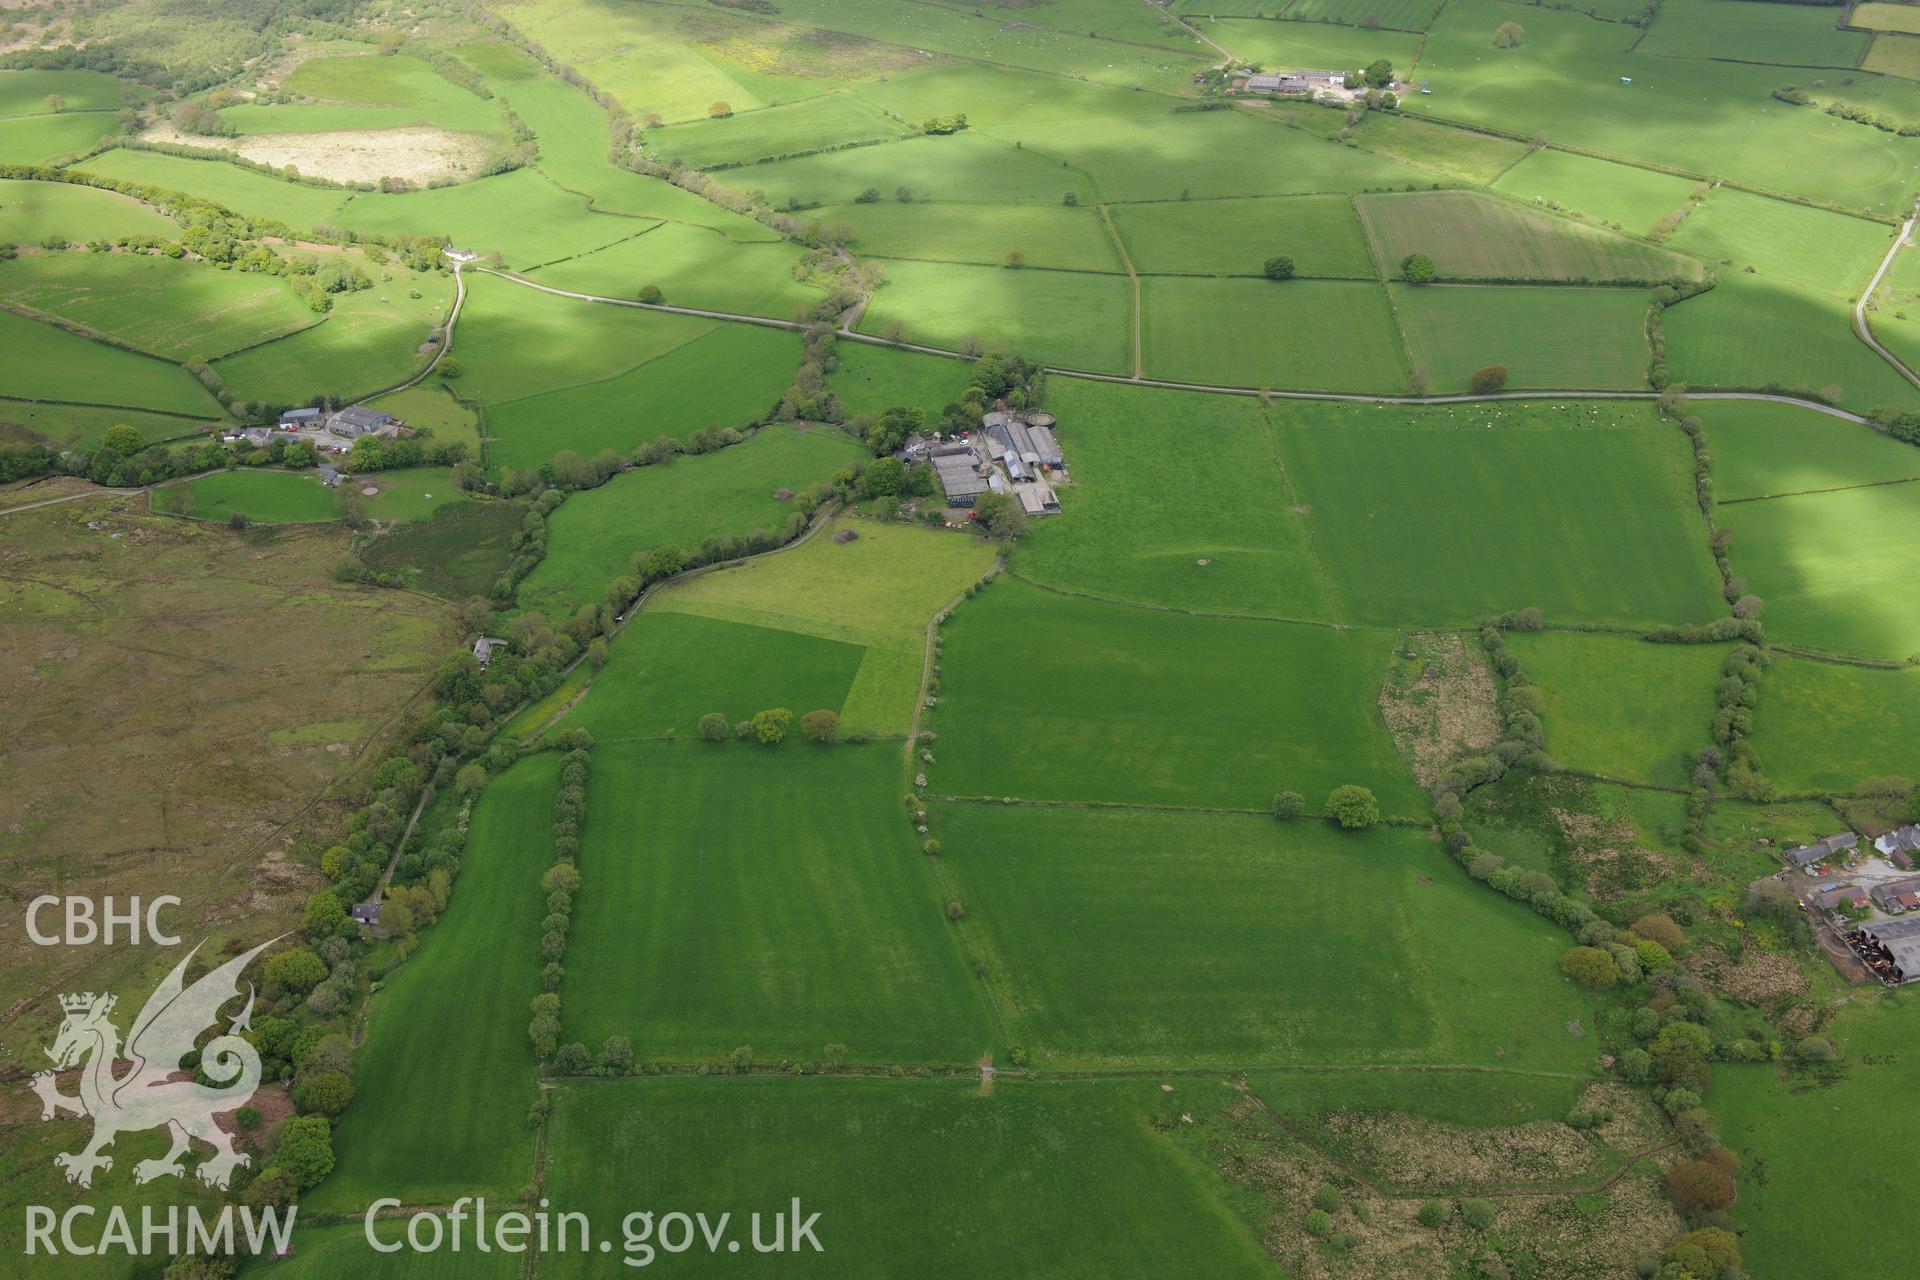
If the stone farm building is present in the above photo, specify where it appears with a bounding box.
[1245,70,1347,96]
[1783,832,1859,870]
[330,405,396,439]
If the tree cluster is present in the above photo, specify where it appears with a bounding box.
[531,748,591,1060]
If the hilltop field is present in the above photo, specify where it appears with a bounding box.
[4,2,1919,1277]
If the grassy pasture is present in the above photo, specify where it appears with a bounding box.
[1334,109,1531,185]
[859,258,1130,372]
[266,52,504,135]
[485,323,801,471]
[0,69,132,117]
[1409,0,1920,215]
[1746,658,1920,792]
[1668,188,1892,297]
[1716,480,1920,660]
[242,1222,521,1280]
[1143,276,1408,389]
[524,220,822,318]
[210,261,451,404]
[1013,379,1337,620]
[1279,0,1442,27]
[650,517,998,735]
[1492,148,1701,236]
[936,804,1595,1069]
[0,309,221,414]
[1357,189,1701,282]
[304,754,558,1213]
[368,381,480,454]
[0,399,205,449]
[1636,0,1869,68]
[360,498,522,599]
[1273,400,1725,627]
[734,131,1096,207]
[1503,632,1728,785]
[154,469,338,523]
[819,200,1120,273]
[1197,16,1423,70]
[928,577,1421,813]
[852,60,1175,131]
[0,179,177,245]
[514,425,864,616]
[1695,399,1920,500]
[562,610,867,741]
[1856,2,1920,35]
[333,171,643,270]
[498,73,775,238]
[1715,998,1920,1278]
[542,1076,1275,1280]
[646,93,910,168]
[452,272,718,404]
[1864,33,1920,79]
[1,250,318,359]
[1392,282,1652,390]
[69,148,353,229]
[0,112,118,165]
[560,742,992,1063]
[997,108,1431,202]
[824,342,966,419]
[1662,276,1920,413]
[344,465,463,522]
[1110,194,1374,277]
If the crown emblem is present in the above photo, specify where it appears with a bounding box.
[59,992,109,1014]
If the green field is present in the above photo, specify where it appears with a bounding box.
[0,308,222,414]
[562,610,867,741]
[928,577,1421,813]
[70,148,354,229]
[332,173,646,271]
[1336,109,1532,185]
[513,425,865,616]
[1716,479,1920,660]
[859,258,1130,372]
[821,200,1120,274]
[0,112,119,165]
[1143,277,1407,389]
[1696,399,1920,500]
[1111,194,1374,278]
[1746,657,1920,792]
[1012,379,1337,620]
[716,131,1097,208]
[305,754,559,1212]
[1664,275,1920,413]
[560,742,992,1062]
[0,399,206,449]
[1856,2,1920,35]
[542,1076,1275,1280]
[1391,282,1653,391]
[1864,32,1920,79]
[1407,0,1920,215]
[209,261,451,404]
[0,179,177,245]
[937,804,1595,1068]
[646,93,910,168]
[367,380,480,454]
[1636,0,1869,68]
[524,221,822,318]
[1714,997,1920,1277]
[1668,188,1891,297]
[647,517,998,735]
[1273,400,1725,627]
[154,469,339,523]
[243,1222,521,1280]
[1,250,319,359]
[1491,148,1701,234]
[1357,189,1701,282]
[0,69,134,117]
[252,51,505,136]
[1504,632,1728,785]
[1197,18,1423,80]
[344,465,464,522]
[824,342,967,419]
[484,323,802,470]
[1276,0,1442,28]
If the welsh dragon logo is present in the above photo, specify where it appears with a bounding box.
[31,937,279,1190]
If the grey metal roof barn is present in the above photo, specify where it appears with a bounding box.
[333,405,396,436]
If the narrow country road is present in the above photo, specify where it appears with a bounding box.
[1853,199,1920,392]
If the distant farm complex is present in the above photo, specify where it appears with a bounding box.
[914,408,1068,516]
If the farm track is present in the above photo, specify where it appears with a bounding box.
[1854,198,1920,392]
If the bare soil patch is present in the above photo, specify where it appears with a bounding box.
[140,122,494,185]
